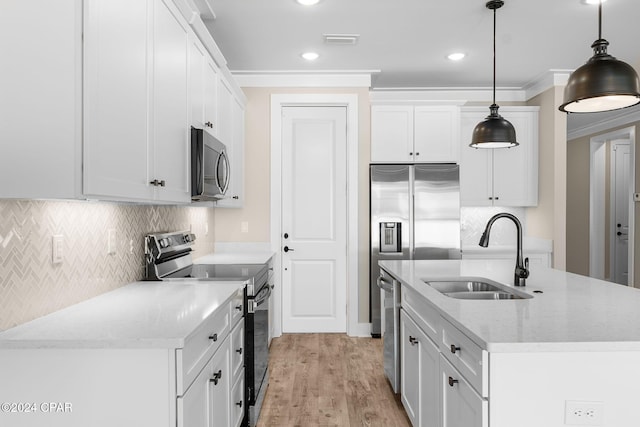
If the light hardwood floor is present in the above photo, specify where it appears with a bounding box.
[257,334,411,427]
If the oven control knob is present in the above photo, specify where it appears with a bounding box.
[159,238,170,248]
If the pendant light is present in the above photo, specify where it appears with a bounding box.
[470,0,518,149]
[559,1,640,113]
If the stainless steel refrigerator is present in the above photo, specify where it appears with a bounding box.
[370,164,461,336]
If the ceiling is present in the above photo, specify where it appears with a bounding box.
[205,0,640,91]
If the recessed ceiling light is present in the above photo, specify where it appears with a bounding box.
[301,52,319,61]
[447,52,466,61]
[296,0,320,5]
[582,0,607,4]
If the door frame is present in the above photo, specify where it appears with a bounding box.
[270,94,364,337]
[589,126,635,285]
[610,140,631,285]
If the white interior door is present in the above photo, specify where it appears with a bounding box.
[281,106,347,333]
[611,141,631,285]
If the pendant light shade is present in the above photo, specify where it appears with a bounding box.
[471,104,518,148]
[559,3,640,113]
[470,0,518,149]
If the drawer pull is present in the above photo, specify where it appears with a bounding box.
[210,370,222,385]
[409,336,418,345]
[235,305,242,311]
[450,344,461,354]
[236,348,243,355]
[448,376,459,387]
[209,333,218,342]
[236,400,243,408]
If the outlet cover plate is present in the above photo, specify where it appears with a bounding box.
[565,401,604,426]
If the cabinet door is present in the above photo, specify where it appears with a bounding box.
[230,372,245,427]
[401,309,440,427]
[440,356,488,427]
[217,78,233,145]
[492,111,538,206]
[152,0,190,203]
[460,112,493,206]
[401,310,420,425]
[210,337,231,426]
[178,336,231,427]
[414,106,460,162]
[83,0,154,201]
[419,326,440,427]
[371,105,414,162]
[189,36,206,129]
[203,59,219,136]
[216,96,244,208]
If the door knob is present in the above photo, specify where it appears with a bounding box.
[284,246,294,253]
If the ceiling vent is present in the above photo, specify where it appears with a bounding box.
[323,34,360,45]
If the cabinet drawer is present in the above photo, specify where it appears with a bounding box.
[440,319,488,397]
[230,287,244,326]
[440,355,488,427]
[230,369,245,427]
[402,285,440,344]
[177,302,230,395]
[230,319,244,380]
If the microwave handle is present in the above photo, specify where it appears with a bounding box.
[218,150,230,194]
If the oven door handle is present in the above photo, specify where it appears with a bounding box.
[254,284,272,307]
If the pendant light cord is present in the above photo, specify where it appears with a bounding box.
[493,6,497,106]
[598,3,602,40]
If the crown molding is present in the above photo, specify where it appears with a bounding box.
[232,71,378,88]
[523,69,571,100]
[567,108,640,141]
[369,88,525,103]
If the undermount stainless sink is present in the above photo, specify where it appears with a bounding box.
[424,278,533,300]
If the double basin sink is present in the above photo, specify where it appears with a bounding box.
[424,278,532,300]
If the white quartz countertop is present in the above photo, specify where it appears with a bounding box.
[195,251,274,265]
[0,281,243,349]
[380,259,640,352]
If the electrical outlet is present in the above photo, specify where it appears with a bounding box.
[241,222,249,233]
[52,235,63,264]
[565,401,604,425]
[129,239,134,255]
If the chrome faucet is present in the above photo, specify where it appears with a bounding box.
[479,213,529,287]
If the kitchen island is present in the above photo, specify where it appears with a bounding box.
[381,259,640,427]
[0,281,245,427]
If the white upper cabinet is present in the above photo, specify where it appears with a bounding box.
[2,0,244,204]
[460,107,539,207]
[190,36,219,136]
[371,105,460,163]
[216,95,245,208]
[0,0,82,199]
[84,0,190,203]
[414,106,461,162]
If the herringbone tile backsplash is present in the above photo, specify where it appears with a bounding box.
[0,200,215,331]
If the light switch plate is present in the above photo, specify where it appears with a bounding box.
[52,235,63,264]
[107,229,117,255]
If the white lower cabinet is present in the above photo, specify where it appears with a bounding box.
[440,356,488,427]
[400,309,439,427]
[178,335,230,427]
[400,296,488,427]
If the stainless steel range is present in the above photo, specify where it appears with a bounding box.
[144,231,272,427]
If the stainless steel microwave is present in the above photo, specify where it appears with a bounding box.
[191,127,229,201]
